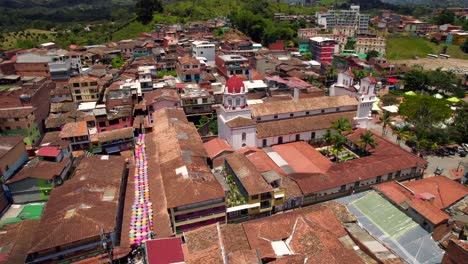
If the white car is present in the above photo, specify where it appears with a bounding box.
[462,143,468,152]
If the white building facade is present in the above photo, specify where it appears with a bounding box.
[192,41,215,67]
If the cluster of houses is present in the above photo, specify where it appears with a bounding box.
[0,7,466,264]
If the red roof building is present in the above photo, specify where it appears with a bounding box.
[145,237,185,264]
[374,176,468,231]
[203,138,234,168]
[36,146,61,158]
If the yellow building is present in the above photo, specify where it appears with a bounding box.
[225,153,285,221]
[69,76,100,102]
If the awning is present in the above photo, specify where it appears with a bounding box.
[105,146,121,154]
[387,78,399,83]
[381,105,399,113]
[447,97,460,103]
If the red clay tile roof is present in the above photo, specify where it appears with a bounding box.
[250,95,358,117]
[6,157,69,184]
[225,152,273,195]
[97,127,134,143]
[36,146,61,157]
[0,220,39,264]
[285,129,427,194]
[273,141,332,174]
[152,108,225,208]
[203,138,234,159]
[256,111,356,138]
[374,176,468,225]
[237,147,303,199]
[0,136,24,158]
[242,205,364,263]
[59,120,88,138]
[225,116,256,128]
[28,155,126,254]
[144,88,180,104]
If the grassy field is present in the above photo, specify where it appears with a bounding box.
[111,21,152,42]
[386,38,435,60]
[0,29,55,49]
[386,37,468,60]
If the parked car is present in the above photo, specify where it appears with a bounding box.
[456,146,465,153]
[460,151,466,157]
[447,147,456,155]
[462,143,468,152]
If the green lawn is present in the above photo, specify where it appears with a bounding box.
[112,21,152,42]
[0,29,55,49]
[386,38,435,60]
[387,37,468,60]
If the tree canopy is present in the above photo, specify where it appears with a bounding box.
[399,95,451,136]
[136,0,163,25]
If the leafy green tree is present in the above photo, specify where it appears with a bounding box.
[303,52,312,60]
[433,9,455,25]
[111,56,124,69]
[399,95,451,137]
[461,40,468,53]
[451,104,468,144]
[366,50,379,61]
[344,38,355,50]
[332,118,352,135]
[403,70,428,91]
[380,94,399,106]
[331,133,347,154]
[136,0,163,25]
[359,130,377,149]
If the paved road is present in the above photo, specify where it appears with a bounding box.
[424,155,467,178]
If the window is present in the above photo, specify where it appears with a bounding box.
[82,82,89,87]
[354,181,360,189]
[295,134,300,141]
[336,107,340,111]
[73,82,80,88]
[76,96,82,100]
[274,115,278,119]
[251,195,259,200]
[278,136,283,144]
[74,89,81,94]
[257,117,261,121]
[321,109,325,113]
[395,171,401,177]
[14,118,19,121]
[109,119,119,125]
[340,185,346,191]
[236,98,241,106]
[388,173,393,180]
[376,176,382,183]
[290,113,294,117]
[242,143,246,147]
[306,111,309,115]
[242,132,246,141]
[98,121,106,127]
[122,118,126,122]
[311,132,316,139]
[262,139,267,147]
[227,98,232,105]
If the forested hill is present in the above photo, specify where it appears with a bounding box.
[0,0,135,31]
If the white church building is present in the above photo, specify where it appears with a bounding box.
[218,74,376,150]
[329,69,377,129]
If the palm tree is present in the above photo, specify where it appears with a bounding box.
[359,130,377,150]
[379,110,392,136]
[332,118,352,135]
[332,134,347,151]
[323,129,334,155]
